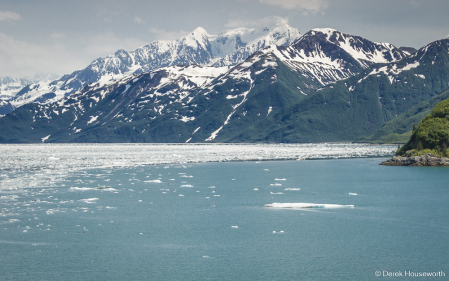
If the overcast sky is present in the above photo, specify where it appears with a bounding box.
[1,0,448,78]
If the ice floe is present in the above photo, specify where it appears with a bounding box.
[78,198,99,203]
[70,187,94,191]
[265,203,354,209]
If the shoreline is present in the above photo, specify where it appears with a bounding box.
[380,153,449,166]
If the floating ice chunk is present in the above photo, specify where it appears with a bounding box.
[41,135,50,142]
[348,193,357,196]
[144,180,162,183]
[284,188,300,191]
[274,178,286,181]
[231,226,238,228]
[78,198,99,203]
[9,219,20,223]
[270,192,284,194]
[96,186,115,191]
[180,184,193,187]
[270,183,282,186]
[70,187,94,191]
[265,203,354,209]
[213,195,220,197]
[272,231,276,233]
[179,194,184,197]
[253,188,259,190]
[1,195,19,201]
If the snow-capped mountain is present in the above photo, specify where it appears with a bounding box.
[211,23,301,66]
[9,23,301,110]
[3,30,448,144]
[1,27,424,143]
[0,74,59,117]
[269,28,409,86]
[0,77,34,100]
[0,48,311,143]
[0,73,60,100]
[244,36,449,143]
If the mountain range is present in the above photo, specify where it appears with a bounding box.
[1,24,447,144]
[239,36,448,143]
[3,23,300,112]
[0,73,61,117]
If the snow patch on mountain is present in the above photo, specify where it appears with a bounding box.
[309,28,404,67]
[357,60,421,84]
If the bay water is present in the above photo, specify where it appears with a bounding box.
[1,146,448,280]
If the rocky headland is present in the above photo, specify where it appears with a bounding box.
[380,153,449,166]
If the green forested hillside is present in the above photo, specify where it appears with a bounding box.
[397,95,449,157]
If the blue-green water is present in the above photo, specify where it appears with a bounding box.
[1,158,448,280]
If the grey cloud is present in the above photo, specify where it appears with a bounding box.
[0,10,20,21]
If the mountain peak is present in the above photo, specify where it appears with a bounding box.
[310,28,338,35]
[183,27,210,50]
[191,27,209,36]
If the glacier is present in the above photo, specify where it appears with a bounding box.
[0,143,396,192]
